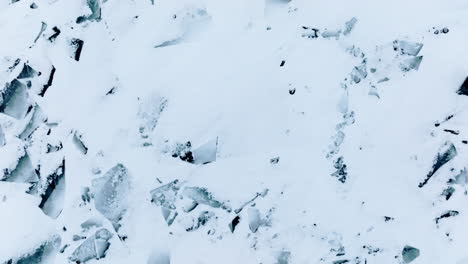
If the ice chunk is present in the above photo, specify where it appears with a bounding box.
[33,22,47,44]
[182,187,222,208]
[276,251,291,264]
[73,131,88,154]
[13,236,61,264]
[138,95,167,139]
[186,211,214,232]
[402,245,420,263]
[17,64,38,79]
[343,17,357,36]
[0,125,5,147]
[321,30,341,39]
[161,207,178,226]
[81,217,103,230]
[19,104,47,140]
[331,156,347,183]
[453,168,468,185]
[394,40,423,56]
[148,251,170,264]
[76,0,102,24]
[150,180,180,209]
[441,186,455,200]
[92,164,131,229]
[192,138,218,165]
[70,228,113,263]
[182,200,198,212]
[400,56,423,72]
[350,63,367,84]
[5,153,38,184]
[419,142,457,188]
[0,79,31,119]
[248,207,262,233]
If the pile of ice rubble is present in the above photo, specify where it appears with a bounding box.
[2,0,468,263]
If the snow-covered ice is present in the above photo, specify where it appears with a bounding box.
[1,0,468,263]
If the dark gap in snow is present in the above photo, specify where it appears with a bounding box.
[270,157,280,164]
[38,159,65,218]
[383,216,394,222]
[229,216,240,233]
[435,114,454,127]
[46,142,63,153]
[443,129,459,135]
[301,27,319,38]
[39,66,56,96]
[7,58,21,72]
[457,77,468,96]
[106,87,116,95]
[435,210,459,224]
[48,27,61,42]
[71,39,84,61]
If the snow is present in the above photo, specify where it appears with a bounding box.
[1,0,468,263]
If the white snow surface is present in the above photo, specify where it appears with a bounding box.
[1,0,468,263]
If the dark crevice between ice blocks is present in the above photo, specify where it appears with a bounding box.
[48,27,61,42]
[71,39,84,61]
[38,159,65,219]
[435,210,459,224]
[457,77,468,96]
[39,66,56,97]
